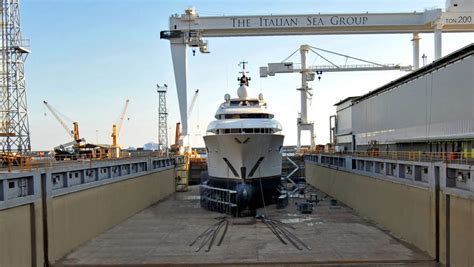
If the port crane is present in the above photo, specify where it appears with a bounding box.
[161,1,474,140]
[111,99,129,148]
[43,101,91,160]
[172,89,199,154]
[260,44,412,149]
[188,89,199,118]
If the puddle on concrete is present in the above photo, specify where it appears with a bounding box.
[306,222,324,226]
[281,217,313,224]
[182,196,201,200]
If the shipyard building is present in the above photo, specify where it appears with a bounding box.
[333,44,474,155]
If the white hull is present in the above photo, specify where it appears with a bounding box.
[204,134,284,180]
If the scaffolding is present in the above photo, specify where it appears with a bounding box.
[0,0,31,164]
[200,184,237,215]
[156,84,168,154]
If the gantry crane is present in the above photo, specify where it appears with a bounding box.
[259,44,412,149]
[43,101,91,160]
[161,3,474,140]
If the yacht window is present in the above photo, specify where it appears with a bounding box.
[242,114,269,119]
[224,114,240,119]
[223,114,270,119]
[230,129,241,134]
[255,128,260,133]
[243,128,253,133]
[224,129,230,134]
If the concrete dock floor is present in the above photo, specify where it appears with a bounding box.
[59,186,435,266]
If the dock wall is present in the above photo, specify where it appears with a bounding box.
[0,199,43,267]
[0,157,175,267]
[305,155,474,267]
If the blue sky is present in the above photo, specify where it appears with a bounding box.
[22,0,473,150]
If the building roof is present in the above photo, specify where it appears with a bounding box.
[334,96,359,106]
[353,43,473,104]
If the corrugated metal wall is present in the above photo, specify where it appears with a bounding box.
[336,106,353,136]
[351,55,473,145]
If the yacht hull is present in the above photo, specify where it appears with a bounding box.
[204,134,284,180]
[202,134,284,215]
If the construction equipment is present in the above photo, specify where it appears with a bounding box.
[260,44,411,149]
[161,4,474,141]
[172,88,200,192]
[43,101,91,160]
[171,89,200,154]
[188,89,199,118]
[0,0,32,167]
[170,122,181,154]
[111,99,129,157]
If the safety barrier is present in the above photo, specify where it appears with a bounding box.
[305,153,474,267]
[0,156,176,267]
[307,150,474,165]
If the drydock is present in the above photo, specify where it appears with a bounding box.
[1,1,474,267]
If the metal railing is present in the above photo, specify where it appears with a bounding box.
[306,150,474,165]
[200,184,237,215]
[1,152,171,172]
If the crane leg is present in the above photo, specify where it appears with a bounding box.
[171,41,188,136]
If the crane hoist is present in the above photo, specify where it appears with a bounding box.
[43,101,91,160]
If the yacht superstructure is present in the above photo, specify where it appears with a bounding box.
[203,66,284,213]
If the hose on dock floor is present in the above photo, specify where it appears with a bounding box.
[257,214,311,251]
[190,217,229,252]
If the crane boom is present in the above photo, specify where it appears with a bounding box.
[117,99,129,137]
[43,101,74,140]
[260,44,414,149]
[260,45,412,77]
[187,89,199,118]
[112,99,129,147]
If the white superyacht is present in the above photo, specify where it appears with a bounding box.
[203,65,284,213]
